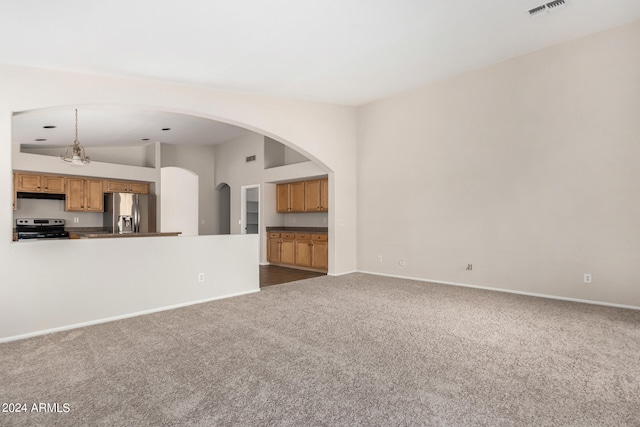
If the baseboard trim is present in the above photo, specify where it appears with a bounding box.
[329,270,358,277]
[358,270,640,311]
[0,289,260,344]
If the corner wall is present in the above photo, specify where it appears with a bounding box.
[357,20,640,307]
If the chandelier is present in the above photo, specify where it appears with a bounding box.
[60,109,90,165]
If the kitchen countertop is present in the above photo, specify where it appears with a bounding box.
[68,230,181,239]
[266,226,328,234]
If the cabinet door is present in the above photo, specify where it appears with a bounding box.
[268,238,281,263]
[129,182,150,194]
[85,179,104,212]
[65,178,86,211]
[294,234,312,267]
[281,237,296,265]
[15,173,41,192]
[311,234,329,270]
[320,178,329,212]
[276,184,290,213]
[104,180,128,193]
[289,182,305,212]
[304,180,321,212]
[42,175,66,193]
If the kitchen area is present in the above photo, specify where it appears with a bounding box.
[11,106,334,278]
[12,171,180,241]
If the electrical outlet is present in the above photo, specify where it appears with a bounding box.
[73,217,79,223]
[292,217,296,223]
[198,273,205,282]
[377,255,383,263]
[584,273,592,284]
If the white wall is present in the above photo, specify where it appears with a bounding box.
[0,62,357,340]
[20,144,155,168]
[160,167,198,236]
[1,235,259,341]
[214,133,265,235]
[161,143,217,235]
[357,20,640,307]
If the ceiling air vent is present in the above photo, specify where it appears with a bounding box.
[246,155,256,163]
[546,0,567,10]
[529,5,547,17]
[529,0,567,18]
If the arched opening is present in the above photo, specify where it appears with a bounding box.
[10,104,336,273]
[217,183,231,235]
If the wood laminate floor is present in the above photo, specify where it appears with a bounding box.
[260,265,326,288]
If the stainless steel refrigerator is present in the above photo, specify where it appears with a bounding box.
[103,193,156,234]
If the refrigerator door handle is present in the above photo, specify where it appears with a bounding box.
[133,195,140,233]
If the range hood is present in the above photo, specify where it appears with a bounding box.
[17,192,65,201]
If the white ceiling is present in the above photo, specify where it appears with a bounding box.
[13,106,252,147]
[4,0,640,148]
[2,0,640,106]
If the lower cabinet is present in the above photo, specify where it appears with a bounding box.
[267,231,328,272]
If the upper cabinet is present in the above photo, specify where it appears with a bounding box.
[15,172,66,194]
[12,171,151,213]
[104,179,150,194]
[276,181,306,213]
[277,177,328,213]
[304,178,328,212]
[65,177,104,212]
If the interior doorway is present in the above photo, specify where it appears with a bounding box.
[240,185,260,235]
[217,183,230,234]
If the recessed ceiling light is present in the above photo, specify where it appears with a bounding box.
[161,128,171,131]
[35,138,47,141]
[141,138,150,141]
[43,125,56,129]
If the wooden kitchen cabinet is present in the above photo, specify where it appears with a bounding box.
[66,178,104,212]
[267,231,328,272]
[267,233,282,263]
[267,232,297,265]
[294,233,313,267]
[311,234,329,270]
[276,182,305,213]
[104,179,150,194]
[304,178,329,212]
[277,177,328,213]
[15,172,66,193]
[280,233,296,265]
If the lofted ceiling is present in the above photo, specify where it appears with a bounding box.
[4,1,640,148]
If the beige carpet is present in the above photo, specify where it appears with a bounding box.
[1,273,639,426]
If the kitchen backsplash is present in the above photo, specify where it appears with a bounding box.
[283,212,328,228]
[13,198,104,227]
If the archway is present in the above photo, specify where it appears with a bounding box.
[217,183,231,234]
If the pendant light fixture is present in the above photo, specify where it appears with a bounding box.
[60,108,90,165]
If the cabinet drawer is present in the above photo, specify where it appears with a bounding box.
[281,233,295,239]
[312,234,328,241]
[268,232,280,238]
[295,233,311,240]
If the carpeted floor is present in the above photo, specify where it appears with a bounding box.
[1,273,639,426]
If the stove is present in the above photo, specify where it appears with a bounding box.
[16,218,69,240]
